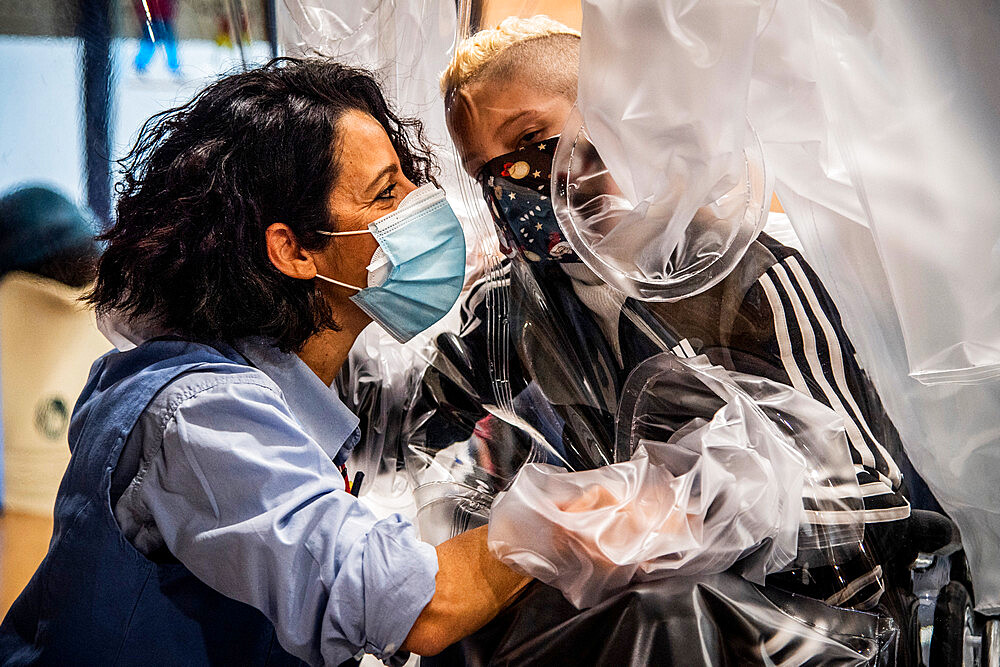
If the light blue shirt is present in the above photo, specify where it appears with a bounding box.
[112,337,438,666]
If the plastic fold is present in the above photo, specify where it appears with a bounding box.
[335,324,432,502]
[561,0,771,301]
[430,575,898,666]
[488,353,864,609]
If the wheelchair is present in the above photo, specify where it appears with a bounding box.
[878,506,1000,666]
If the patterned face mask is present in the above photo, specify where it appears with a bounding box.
[477,136,580,265]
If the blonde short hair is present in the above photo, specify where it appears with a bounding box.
[440,15,580,96]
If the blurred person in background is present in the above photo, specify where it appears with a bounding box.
[0,186,98,288]
[0,187,103,519]
[133,0,180,76]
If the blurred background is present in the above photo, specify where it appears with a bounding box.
[0,0,274,224]
[0,0,278,614]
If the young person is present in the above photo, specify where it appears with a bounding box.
[432,16,912,612]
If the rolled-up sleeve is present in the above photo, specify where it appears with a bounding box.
[137,377,438,666]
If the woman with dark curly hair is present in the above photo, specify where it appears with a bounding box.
[0,58,527,666]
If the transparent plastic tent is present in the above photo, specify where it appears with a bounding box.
[278,0,1000,642]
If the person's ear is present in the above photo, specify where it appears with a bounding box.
[265,223,318,280]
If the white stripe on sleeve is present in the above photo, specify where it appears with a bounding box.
[769,264,877,471]
[758,273,812,397]
[785,258,902,485]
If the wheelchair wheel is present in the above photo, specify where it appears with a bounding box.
[931,581,976,666]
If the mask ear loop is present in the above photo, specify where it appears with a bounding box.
[314,228,375,291]
[315,273,363,292]
[317,229,373,236]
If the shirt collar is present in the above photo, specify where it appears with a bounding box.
[236,337,360,464]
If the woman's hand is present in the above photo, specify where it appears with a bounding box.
[556,482,695,567]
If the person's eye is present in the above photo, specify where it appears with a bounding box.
[375,183,396,201]
[517,130,540,147]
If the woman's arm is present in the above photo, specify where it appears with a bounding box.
[403,525,530,656]
[129,375,440,666]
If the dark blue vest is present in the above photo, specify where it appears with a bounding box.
[0,340,307,666]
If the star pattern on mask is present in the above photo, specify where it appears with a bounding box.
[483,136,579,264]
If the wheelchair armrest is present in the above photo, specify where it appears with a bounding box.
[906,509,961,556]
[870,509,961,568]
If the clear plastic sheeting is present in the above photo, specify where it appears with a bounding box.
[799,1,1000,387]
[553,109,770,301]
[565,0,771,301]
[280,0,454,112]
[549,0,1000,614]
[437,576,898,666]
[488,353,864,609]
[744,0,1000,610]
[335,324,432,502]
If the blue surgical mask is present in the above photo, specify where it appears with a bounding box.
[316,184,466,343]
